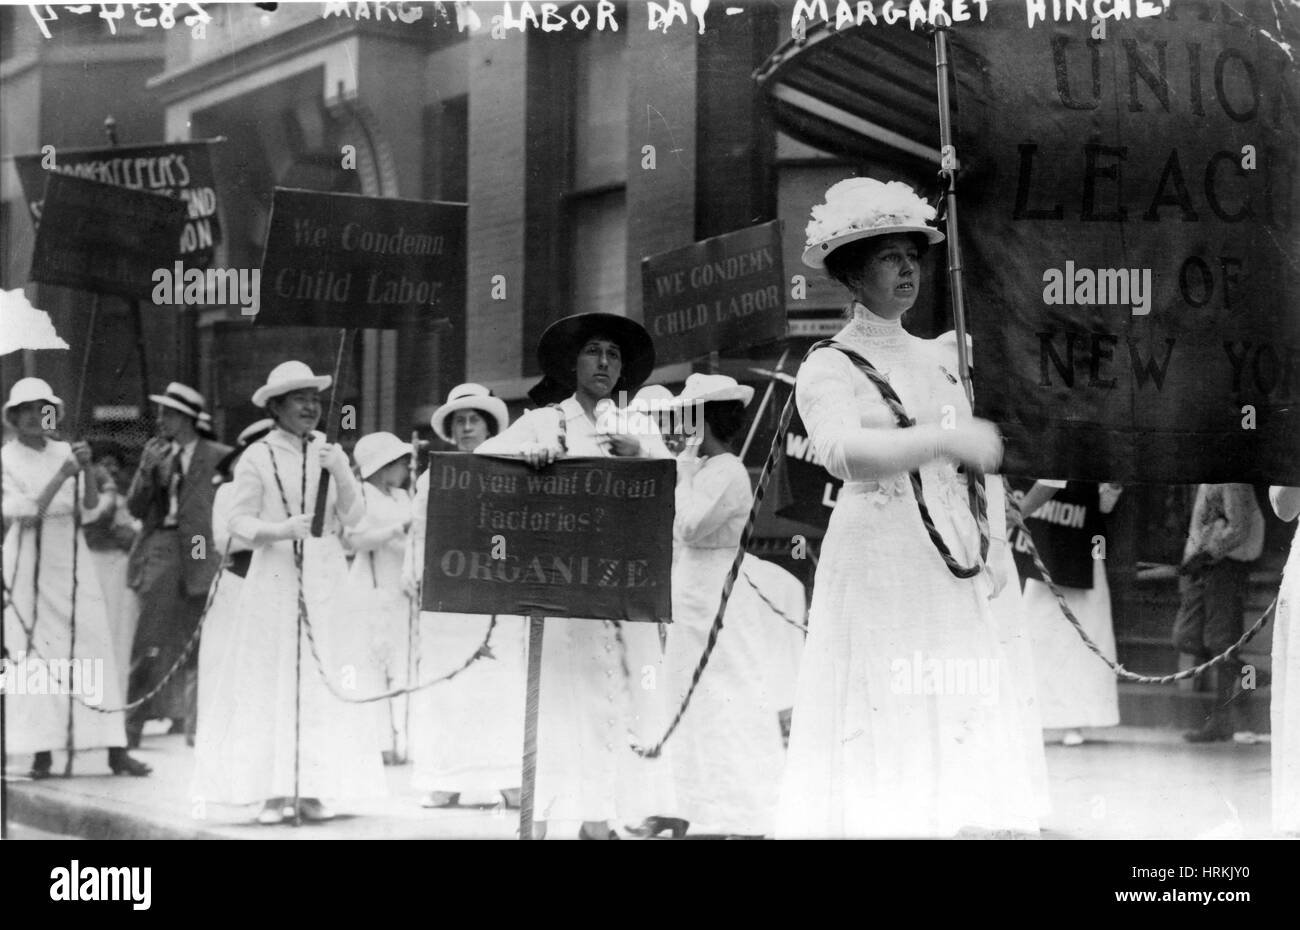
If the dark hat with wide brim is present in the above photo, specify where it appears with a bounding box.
[536,313,656,395]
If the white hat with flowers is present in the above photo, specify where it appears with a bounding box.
[801,178,944,270]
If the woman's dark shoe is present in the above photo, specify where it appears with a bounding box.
[624,815,689,839]
[29,751,53,780]
[107,747,152,776]
[578,823,619,840]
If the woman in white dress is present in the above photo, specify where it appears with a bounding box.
[775,179,1040,838]
[475,313,673,839]
[345,431,414,764]
[82,443,140,704]
[1015,480,1122,746]
[2,377,148,778]
[405,384,525,810]
[192,418,272,786]
[658,373,791,838]
[1269,485,1300,834]
[192,361,386,824]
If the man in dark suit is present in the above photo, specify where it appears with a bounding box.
[125,383,231,747]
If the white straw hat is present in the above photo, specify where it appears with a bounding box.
[802,178,944,270]
[3,377,63,418]
[251,360,332,408]
[676,373,755,407]
[430,383,509,444]
[149,381,206,420]
[353,431,412,479]
[236,418,276,447]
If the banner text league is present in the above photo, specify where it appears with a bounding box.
[642,220,786,365]
[15,140,224,270]
[257,188,466,329]
[955,8,1299,484]
[29,173,187,302]
[422,454,674,623]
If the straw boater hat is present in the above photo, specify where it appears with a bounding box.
[353,431,412,480]
[195,411,217,440]
[430,383,509,444]
[212,418,276,484]
[251,360,332,408]
[149,382,206,420]
[536,312,656,395]
[802,178,945,270]
[3,377,63,421]
[676,373,755,407]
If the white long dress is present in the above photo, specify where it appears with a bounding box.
[665,452,792,836]
[407,467,526,798]
[1270,487,1300,834]
[474,396,674,824]
[2,439,129,756]
[190,428,386,806]
[191,480,250,778]
[775,310,1042,838]
[344,482,414,758]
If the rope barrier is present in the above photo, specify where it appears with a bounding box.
[742,570,808,635]
[1006,497,1275,684]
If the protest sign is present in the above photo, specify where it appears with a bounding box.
[422,454,674,622]
[257,188,466,329]
[15,139,224,269]
[29,173,187,301]
[642,220,786,365]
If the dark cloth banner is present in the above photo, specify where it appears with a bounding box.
[15,139,224,269]
[641,220,787,364]
[951,4,1300,484]
[257,188,466,329]
[773,403,842,531]
[1009,480,1103,589]
[29,173,187,301]
[422,453,674,622]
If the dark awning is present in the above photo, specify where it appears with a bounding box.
[753,21,941,166]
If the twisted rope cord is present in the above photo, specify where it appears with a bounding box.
[742,569,808,634]
[266,446,494,706]
[629,382,798,759]
[1008,497,1274,684]
[813,339,989,577]
[630,340,992,757]
[5,536,228,714]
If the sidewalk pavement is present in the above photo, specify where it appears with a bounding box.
[1,726,1279,840]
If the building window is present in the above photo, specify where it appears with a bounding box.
[423,96,468,203]
[565,25,628,317]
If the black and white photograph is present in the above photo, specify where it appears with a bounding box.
[0,0,1296,886]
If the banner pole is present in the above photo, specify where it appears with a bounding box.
[311,328,353,537]
[518,611,544,840]
[933,26,975,409]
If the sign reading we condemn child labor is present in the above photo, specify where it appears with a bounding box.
[29,173,187,301]
[641,220,787,365]
[257,188,466,329]
[422,454,675,622]
[950,4,1300,484]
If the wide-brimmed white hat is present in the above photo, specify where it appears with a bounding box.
[353,431,412,479]
[430,383,509,444]
[802,178,944,270]
[676,373,755,407]
[251,360,332,408]
[149,382,206,420]
[3,377,63,419]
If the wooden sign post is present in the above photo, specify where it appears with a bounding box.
[422,453,675,839]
